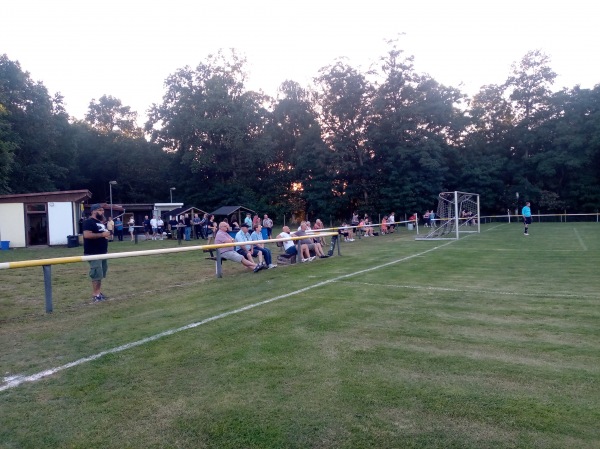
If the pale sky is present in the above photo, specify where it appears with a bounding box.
[2,0,598,123]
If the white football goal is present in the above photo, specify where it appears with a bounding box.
[416,191,480,240]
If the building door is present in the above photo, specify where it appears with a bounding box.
[26,203,48,245]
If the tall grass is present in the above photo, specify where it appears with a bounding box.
[1,223,599,448]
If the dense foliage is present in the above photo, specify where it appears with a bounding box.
[1,46,599,221]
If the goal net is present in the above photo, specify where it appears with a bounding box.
[416,191,480,240]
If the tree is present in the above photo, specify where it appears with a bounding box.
[0,54,75,193]
[314,59,375,211]
[146,49,272,210]
[85,95,142,138]
[367,41,467,215]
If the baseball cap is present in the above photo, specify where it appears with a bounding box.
[90,204,103,212]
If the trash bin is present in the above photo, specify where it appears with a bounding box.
[0,240,10,250]
[261,228,268,239]
[67,235,79,248]
[407,223,414,231]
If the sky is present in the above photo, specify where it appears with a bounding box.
[2,0,599,123]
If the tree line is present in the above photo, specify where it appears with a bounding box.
[1,43,599,223]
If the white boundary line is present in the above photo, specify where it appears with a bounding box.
[338,281,600,300]
[573,228,588,251]
[1,240,457,392]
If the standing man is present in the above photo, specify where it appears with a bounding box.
[83,204,110,302]
[143,215,151,240]
[150,215,158,240]
[262,214,273,239]
[184,213,192,241]
[522,201,532,236]
[114,216,124,241]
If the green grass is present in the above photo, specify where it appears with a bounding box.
[1,223,599,448]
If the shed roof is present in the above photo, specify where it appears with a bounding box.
[0,189,92,204]
[210,205,256,216]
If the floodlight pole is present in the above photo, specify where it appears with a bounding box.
[170,187,176,203]
[109,181,117,219]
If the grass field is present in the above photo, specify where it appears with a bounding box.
[1,223,599,448]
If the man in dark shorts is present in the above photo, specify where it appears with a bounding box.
[83,204,111,302]
[522,201,532,236]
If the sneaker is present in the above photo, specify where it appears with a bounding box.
[98,292,106,300]
[92,294,105,303]
[268,264,277,269]
[302,258,308,263]
[253,264,262,273]
[320,255,329,258]
[308,256,316,262]
[349,239,355,242]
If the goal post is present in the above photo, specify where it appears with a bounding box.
[416,191,480,240]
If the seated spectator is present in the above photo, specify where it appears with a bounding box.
[234,223,256,263]
[215,222,262,272]
[339,222,355,242]
[277,226,298,256]
[277,226,314,261]
[363,217,375,237]
[388,212,396,233]
[296,222,327,259]
[313,218,326,245]
[251,224,276,269]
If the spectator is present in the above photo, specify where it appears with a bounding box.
[429,210,436,227]
[150,215,158,240]
[114,217,124,241]
[244,213,252,228]
[204,214,217,258]
[363,216,375,237]
[215,222,262,272]
[184,213,192,241]
[381,216,388,234]
[235,223,256,263]
[143,215,151,240]
[83,204,111,302]
[277,225,305,259]
[193,213,202,239]
[157,216,165,240]
[313,218,326,245]
[106,216,115,242]
[168,216,178,236]
[388,212,396,233]
[251,223,276,269]
[339,222,355,242]
[252,214,261,229]
[177,215,185,240]
[423,210,430,227]
[294,222,319,261]
[262,214,274,239]
[128,216,136,242]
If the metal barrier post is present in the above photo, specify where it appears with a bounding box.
[43,265,53,313]
[216,251,223,278]
[296,240,302,263]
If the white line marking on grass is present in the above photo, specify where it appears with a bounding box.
[573,228,588,251]
[338,281,600,300]
[1,240,456,392]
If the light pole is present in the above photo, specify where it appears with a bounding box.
[515,192,519,216]
[170,187,176,203]
[109,181,118,219]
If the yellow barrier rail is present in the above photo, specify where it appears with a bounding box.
[0,232,340,313]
